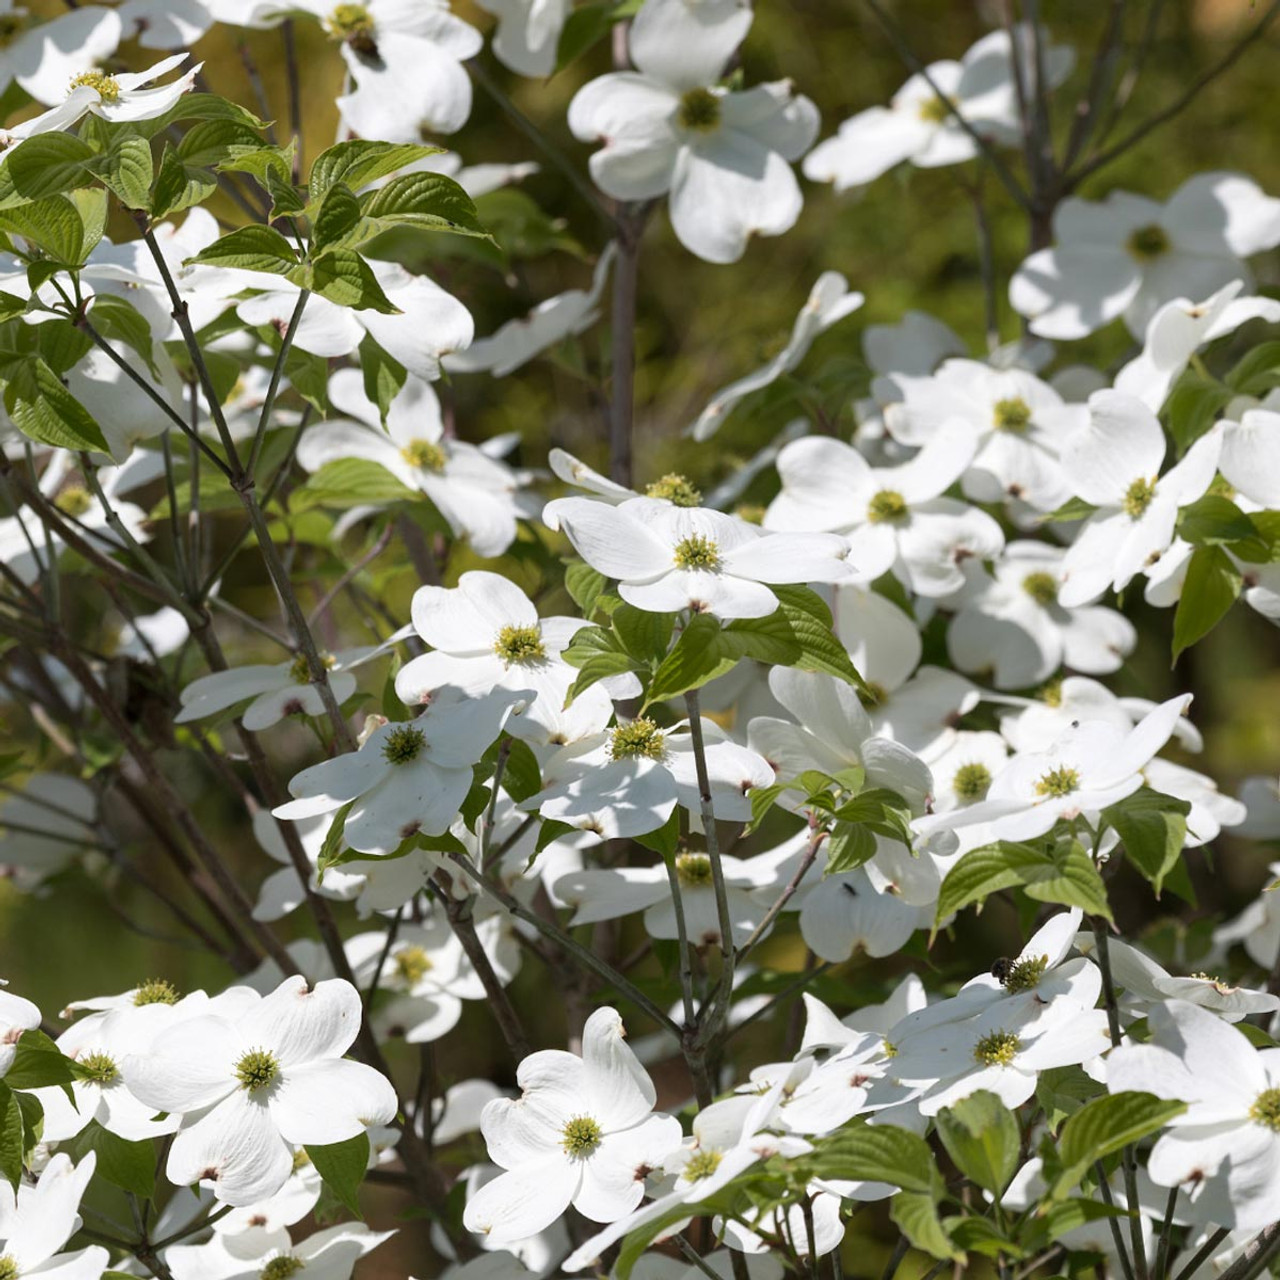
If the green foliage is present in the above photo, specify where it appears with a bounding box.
[1172,545,1242,661]
[1050,1092,1186,1197]
[935,1091,1021,1197]
[306,1132,370,1217]
[0,357,109,453]
[69,1121,156,1198]
[1102,787,1191,896]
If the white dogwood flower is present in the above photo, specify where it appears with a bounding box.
[0,5,121,105]
[463,1006,682,1243]
[568,0,818,263]
[0,1153,107,1280]
[553,496,855,619]
[20,52,200,133]
[1010,172,1280,338]
[1057,391,1223,607]
[474,0,571,76]
[0,983,39,1078]
[122,976,398,1206]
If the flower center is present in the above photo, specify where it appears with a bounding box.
[999,953,1049,993]
[55,486,93,517]
[78,1051,119,1084]
[235,1047,280,1092]
[0,1255,18,1280]
[675,853,714,888]
[561,1115,603,1158]
[493,624,545,666]
[382,724,426,765]
[1034,765,1080,798]
[646,474,702,507]
[609,718,666,761]
[393,945,432,986]
[290,650,335,684]
[291,1149,313,1172]
[684,1149,724,1180]
[69,69,121,102]
[992,397,1032,433]
[672,534,720,570]
[401,439,447,473]
[1126,224,1170,261]
[325,3,377,53]
[134,978,180,1006]
[974,1030,1021,1067]
[1251,1088,1280,1131]
[259,1256,306,1280]
[1021,571,1058,607]
[1123,476,1157,518]
[918,94,955,124]
[867,489,908,524]
[952,762,992,803]
[677,88,721,132]
[1039,677,1063,707]
[857,680,888,709]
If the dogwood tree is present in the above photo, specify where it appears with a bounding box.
[3,5,1280,1280]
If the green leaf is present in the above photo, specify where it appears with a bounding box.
[1053,1092,1186,1197]
[188,224,301,277]
[935,838,1112,924]
[1177,494,1259,548]
[91,136,154,209]
[1,356,109,453]
[612,605,675,664]
[307,249,399,312]
[296,458,416,510]
[0,194,91,265]
[5,1029,78,1089]
[70,1121,156,1198]
[1038,495,1099,524]
[177,117,268,170]
[767,584,866,690]
[1226,340,1280,395]
[500,738,542,804]
[0,133,95,207]
[944,1217,1022,1260]
[356,171,488,242]
[313,181,363,254]
[151,144,218,219]
[1172,545,1241,661]
[0,1083,23,1191]
[564,561,608,620]
[806,1123,936,1193]
[635,807,681,858]
[891,1192,964,1262]
[88,294,157,374]
[823,820,875,874]
[1103,787,1191,896]
[935,1091,1020,1196]
[1165,369,1234,453]
[358,333,406,424]
[555,3,616,72]
[306,1133,370,1217]
[316,800,355,877]
[1036,1065,1106,1130]
[309,140,443,205]
[646,614,736,705]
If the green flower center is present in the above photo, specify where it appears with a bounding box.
[494,624,545,666]
[1251,1088,1280,1131]
[54,486,93,517]
[394,945,432,986]
[1034,765,1080,798]
[291,1149,313,1172]
[235,1047,280,1092]
[402,439,447,473]
[382,724,426,765]
[974,1030,1021,1067]
[999,953,1049,994]
[684,1149,724,1180]
[561,1115,603,1158]
[678,88,721,132]
[259,1256,305,1280]
[646,473,702,507]
[609,718,666,761]
[0,1255,18,1280]
[1123,476,1157,518]
[1127,224,1170,261]
[134,978,180,1006]
[290,651,335,684]
[918,94,954,124]
[70,69,121,102]
[857,680,888,709]
[78,1051,119,1084]
[952,762,992,803]
[672,534,720,570]
[993,397,1033,433]
[867,489,908,524]
[326,3,377,52]
[675,853,714,888]
[1039,677,1063,707]
[1021,571,1058,607]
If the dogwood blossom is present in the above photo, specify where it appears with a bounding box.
[1010,173,1280,338]
[0,1153,107,1280]
[463,1007,682,1243]
[568,0,818,262]
[122,975,398,1205]
[0,982,39,1077]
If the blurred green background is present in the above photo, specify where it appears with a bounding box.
[4,0,1280,1271]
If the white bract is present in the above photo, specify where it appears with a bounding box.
[568,0,818,263]
[462,1007,682,1243]
[0,1153,107,1280]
